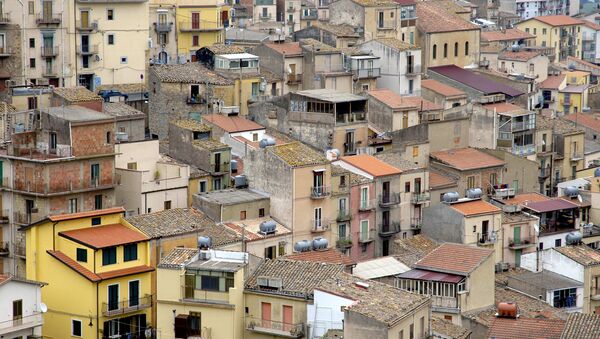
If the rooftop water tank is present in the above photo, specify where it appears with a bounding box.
[442,192,460,203]
[497,302,518,318]
[294,240,311,252]
[198,236,212,250]
[564,186,579,198]
[231,159,238,172]
[466,188,483,199]
[566,231,582,245]
[312,237,328,250]
[595,167,600,177]
[259,137,276,148]
[234,175,248,188]
[259,220,277,235]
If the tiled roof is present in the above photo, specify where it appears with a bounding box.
[563,113,600,133]
[151,63,233,85]
[523,198,579,213]
[561,313,600,339]
[171,118,212,132]
[49,207,125,222]
[202,114,264,133]
[488,317,566,339]
[583,20,600,31]
[430,147,505,171]
[499,50,542,61]
[318,273,431,326]
[421,79,466,97]
[96,83,147,94]
[265,42,303,55]
[368,89,442,111]
[349,172,373,185]
[341,154,402,177]
[158,247,199,268]
[503,192,550,206]
[284,248,355,266]
[0,274,46,287]
[374,152,422,171]
[391,234,439,267]
[59,224,148,249]
[429,65,523,97]
[536,115,582,135]
[272,142,328,167]
[126,208,241,244]
[561,84,589,94]
[245,259,344,298]
[555,245,600,267]
[103,102,145,118]
[429,171,458,189]
[373,38,418,51]
[540,74,566,90]
[431,317,471,339]
[224,217,291,242]
[47,250,101,281]
[53,87,103,103]
[314,22,359,37]
[300,38,340,53]
[351,0,398,6]
[415,243,493,275]
[416,1,479,33]
[193,139,230,151]
[481,28,535,42]
[206,44,246,55]
[96,265,154,280]
[532,15,583,27]
[450,200,502,216]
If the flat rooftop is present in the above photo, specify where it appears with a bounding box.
[196,188,269,205]
[46,105,115,123]
[294,89,366,103]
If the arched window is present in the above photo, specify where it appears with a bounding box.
[465,41,469,56]
[432,44,437,59]
[443,43,448,58]
[454,42,459,57]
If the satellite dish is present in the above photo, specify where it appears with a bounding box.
[578,195,583,203]
[40,303,48,313]
[533,224,539,234]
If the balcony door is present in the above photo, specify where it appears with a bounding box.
[129,280,139,307]
[80,10,89,28]
[261,302,271,328]
[43,1,53,20]
[382,210,390,232]
[191,12,200,29]
[12,300,22,326]
[314,207,322,228]
[382,181,390,202]
[282,305,293,332]
[360,187,368,209]
[313,171,323,195]
[108,284,119,311]
[0,34,5,54]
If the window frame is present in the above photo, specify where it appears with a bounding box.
[123,243,138,262]
[76,248,87,262]
[103,246,117,266]
[72,319,83,337]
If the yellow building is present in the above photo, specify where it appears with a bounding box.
[24,207,154,338]
[557,70,591,114]
[515,15,583,62]
[73,0,149,89]
[176,0,225,61]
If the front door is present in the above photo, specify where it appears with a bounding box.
[261,302,271,328]
[515,249,522,267]
[283,305,293,332]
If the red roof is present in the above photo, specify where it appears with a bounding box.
[415,243,493,275]
[583,20,600,31]
[563,113,600,133]
[487,317,566,339]
[429,171,457,189]
[397,268,464,283]
[532,15,583,27]
[429,65,524,97]
[450,200,501,216]
[341,154,402,177]
[421,79,466,97]
[430,148,505,171]
[540,75,566,90]
[503,192,550,206]
[284,248,355,266]
[48,207,125,222]
[368,89,442,111]
[524,198,579,213]
[265,42,303,56]
[202,114,264,133]
[482,102,526,115]
[59,224,148,249]
[481,28,535,42]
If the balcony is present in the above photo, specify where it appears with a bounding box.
[378,222,400,237]
[410,218,422,229]
[358,200,376,212]
[344,142,357,155]
[336,210,351,222]
[154,22,173,33]
[377,21,396,30]
[101,295,152,317]
[411,193,430,204]
[512,144,535,156]
[311,219,330,233]
[301,11,318,20]
[336,236,352,249]
[186,95,206,105]
[592,289,600,301]
[212,162,229,175]
[379,193,401,207]
[42,66,57,77]
[287,74,302,84]
[41,46,58,58]
[406,65,421,77]
[311,186,330,199]
[353,68,381,79]
[77,44,99,55]
[0,47,12,57]
[539,168,551,179]
[179,21,223,32]
[245,316,305,338]
[0,12,10,24]
[431,296,459,311]
[259,14,272,21]
[478,233,494,245]
[287,6,295,12]
[359,229,376,243]
[0,312,43,336]
[508,236,535,249]
[570,152,583,161]
[76,20,98,32]
[36,13,61,25]
[336,112,366,125]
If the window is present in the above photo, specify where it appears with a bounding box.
[259,208,265,218]
[76,248,87,262]
[360,187,368,209]
[13,299,22,324]
[194,270,234,291]
[251,82,259,98]
[525,28,529,33]
[159,33,168,45]
[91,164,100,185]
[405,181,411,193]
[199,181,207,193]
[432,44,437,59]
[555,238,562,247]
[443,43,448,58]
[29,38,35,48]
[107,9,114,20]
[420,317,424,339]
[553,288,576,308]
[489,173,497,186]
[107,34,115,45]
[454,42,458,57]
[164,200,172,210]
[192,35,199,46]
[265,245,276,259]
[29,58,35,68]
[252,133,258,142]
[408,79,414,94]
[28,1,34,15]
[240,210,246,220]
[120,56,128,64]
[124,244,137,261]
[103,247,117,265]
[129,280,140,306]
[91,217,101,226]
[69,198,78,213]
[533,28,536,35]
[543,28,547,35]
[409,323,414,339]
[127,162,137,170]
[467,176,475,189]
[95,194,103,210]
[360,220,369,241]
[399,330,404,339]
[27,97,38,110]
[72,319,82,337]
[213,178,221,190]
[412,146,419,158]
[465,41,469,56]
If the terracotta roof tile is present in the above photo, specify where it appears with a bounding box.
[314,22,360,37]
[172,119,212,132]
[430,148,505,171]
[563,113,600,133]
[202,114,264,133]
[96,265,154,280]
[59,224,148,249]
[432,317,471,339]
[284,248,355,266]
[536,115,583,135]
[53,87,103,103]
[503,192,551,206]
[96,83,146,94]
[532,15,583,27]
[481,28,535,42]
[554,245,600,267]
[373,38,418,51]
[158,248,199,268]
[499,50,542,61]
[351,0,398,6]
[450,200,501,216]
[415,243,493,275]
[429,171,457,189]
[151,63,233,85]
[206,44,246,55]
[272,142,328,167]
[482,102,527,115]
[265,42,303,55]
[561,313,600,339]
[416,1,479,33]
[368,89,442,111]
[193,139,230,151]
[488,317,565,339]
[48,207,125,222]
[300,38,340,53]
[103,102,145,118]
[341,154,402,177]
[523,198,579,213]
[47,250,101,282]
[540,74,566,90]
[421,79,466,97]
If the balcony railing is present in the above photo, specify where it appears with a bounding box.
[42,66,57,77]
[36,13,61,25]
[377,20,396,30]
[246,316,305,338]
[571,153,583,161]
[311,186,330,199]
[154,22,173,33]
[358,199,376,212]
[75,20,98,31]
[41,46,58,57]
[336,112,366,124]
[77,44,99,55]
[0,312,43,333]
[508,236,535,249]
[311,219,330,233]
[406,65,421,76]
[378,222,400,237]
[379,193,401,207]
[101,295,152,317]
[0,47,12,57]
[336,210,351,222]
[431,296,459,310]
[410,218,422,229]
[187,95,206,104]
[539,168,551,179]
[0,12,10,24]
[287,6,295,12]
[359,229,376,243]
[478,232,494,245]
[287,74,302,84]
[179,20,223,31]
[336,236,352,248]
[259,14,272,21]
[411,193,430,204]
[353,68,381,78]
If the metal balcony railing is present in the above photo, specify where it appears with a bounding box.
[336,210,351,222]
[154,22,173,33]
[311,186,330,199]
[359,229,376,243]
[311,219,330,232]
[0,47,12,57]
[77,44,99,55]
[571,152,583,161]
[378,222,400,236]
[75,20,98,31]
[478,232,494,245]
[259,14,272,21]
[353,68,381,78]
[41,46,58,57]
[406,65,421,76]
[358,199,376,211]
[0,12,10,24]
[101,295,152,317]
[36,13,61,25]
[287,74,302,84]
[42,66,57,77]
[0,242,9,256]
[178,20,223,31]
[411,193,430,204]
[410,218,422,229]
[336,236,352,248]
[245,316,305,338]
[508,236,535,249]
[379,193,401,207]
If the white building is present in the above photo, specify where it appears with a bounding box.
[0,275,45,338]
[515,0,579,20]
[115,139,190,216]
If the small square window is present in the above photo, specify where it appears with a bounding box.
[91,217,101,226]
[164,200,171,210]
[29,38,35,48]
[76,248,87,262]
[259,208,265,218]
[124,244,138,262]
[107,9,114,20]
[72,319,82,337]
[240,210,246,220]
[108,34,115,45]
[29,58,35,68]
[120,57,128,64]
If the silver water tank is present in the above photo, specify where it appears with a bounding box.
[294,240,311,252]
[594,168,600,177]
[564,186,579,198]
[312,237,328,250]
[442,192,460,203]
[566,231,582,245]
[231,159,238,172]
[198,236,212,249]
[234,175,247,188]
[259,137,276,148]
[259,220,277,234]
[466,188,483,199]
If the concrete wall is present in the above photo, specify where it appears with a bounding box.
[421,203,465,243]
